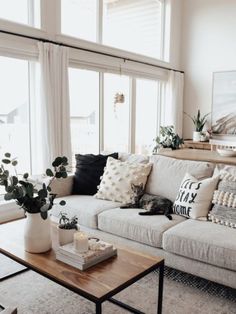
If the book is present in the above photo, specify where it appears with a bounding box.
[58,241,113,263]
[56,248,117,271]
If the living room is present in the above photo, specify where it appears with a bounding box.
[0,0,236,313]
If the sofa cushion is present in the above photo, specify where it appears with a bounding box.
[95,157,152,203]
[145,155,215,201]
[0,200,25,223]
[173,173,219,220]
[163,219,236,271]
[51,195,121,229]
[98,207,186,248]
[72,153,118,195]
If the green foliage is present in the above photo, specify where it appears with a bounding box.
[153,126,184,153]
[185,109,210,132]
[0,154,69,220]
[58,212,78,230]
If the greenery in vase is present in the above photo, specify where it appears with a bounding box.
[58,212,78,230]
[153,125,184,153]
[185,109,210,132]
[0,153,68,220]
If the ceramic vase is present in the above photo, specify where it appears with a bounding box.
[24,212,52,253]
[57,227,77,246]
[193,131,201,142]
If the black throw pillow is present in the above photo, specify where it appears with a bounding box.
[72,153,119,195]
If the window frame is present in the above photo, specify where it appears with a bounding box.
[68,64,162,155]
[60,0,167,62]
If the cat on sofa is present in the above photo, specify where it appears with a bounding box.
[120,183,173,220]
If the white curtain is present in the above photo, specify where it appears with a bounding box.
[162,70,184,136]
[38,42,72,170]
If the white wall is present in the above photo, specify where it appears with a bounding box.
[181,0,236,138]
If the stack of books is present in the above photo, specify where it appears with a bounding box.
[56,240,117,270]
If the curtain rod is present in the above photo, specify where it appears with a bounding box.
[0,29,184,74]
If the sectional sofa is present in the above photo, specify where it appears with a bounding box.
[50,153,236,289]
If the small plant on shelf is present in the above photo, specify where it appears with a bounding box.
[153,125,184,153]
[185,109,210,132]
[59,212,79,230]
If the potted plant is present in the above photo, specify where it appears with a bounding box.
[153,126,184,154]
[185,109,210,142]
[0,153,68,253]
[58,212,79,246]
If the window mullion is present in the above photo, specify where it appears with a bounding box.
[97,0,103,44]
[129,78,136,154]
[99,72,104,153]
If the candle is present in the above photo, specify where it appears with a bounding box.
[74,232,89,253]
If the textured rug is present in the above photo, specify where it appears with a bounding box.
[0,264,235,314]
[0,254,27,280]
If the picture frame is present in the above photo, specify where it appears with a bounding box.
[211,70,236,136]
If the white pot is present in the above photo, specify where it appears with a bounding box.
[57,227,77,246]
[193,131,201,142]
[24,212,52,253]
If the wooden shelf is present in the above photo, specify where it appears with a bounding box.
[158,148,236,165]
[183,140,211,150]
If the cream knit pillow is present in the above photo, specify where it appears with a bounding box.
[173,173,219,220]
[95,157,152,203]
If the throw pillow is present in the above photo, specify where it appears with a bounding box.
[72,153,118,195]
[95,157,152,203]
[173,173,219,220]
[209,174,236,228]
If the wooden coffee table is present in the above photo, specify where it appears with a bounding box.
[0,220,164,314]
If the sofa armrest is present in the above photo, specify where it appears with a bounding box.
[50,173,74,197]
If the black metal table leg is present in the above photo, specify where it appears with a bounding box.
[157,262,164,314]
[96,302,102,314]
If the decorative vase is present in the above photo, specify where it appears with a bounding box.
[57,227,77,246]
[193,131,201,142]
[24,212,52,253]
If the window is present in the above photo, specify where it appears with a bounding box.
[69,68,100,160]
[103,0,163,59]
[0,0,40,27]
[61,0,165,60]
[103,73,130,152]
[135,79,159,154]
[0,56,40,176]
[61,0,98,42]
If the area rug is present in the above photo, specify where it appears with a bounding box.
[0,254,27,281]
[0,265,235,314]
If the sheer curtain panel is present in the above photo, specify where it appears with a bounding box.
[38,42,72,168]
[162,70,184,136]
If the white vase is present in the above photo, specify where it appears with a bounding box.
[57,227,77,246]
[193,131,201,142]
[24,212,52,253]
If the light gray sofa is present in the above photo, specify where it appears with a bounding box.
[50,154,236,289]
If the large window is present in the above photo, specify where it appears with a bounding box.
[68,70,161,157]
[104,73,130,152]
[0,0,40,27]
[69,68,100,159]
[103,0,163,59]
[61,0,165,60]
[0,56,40,175]
[61,0,97,42]
[135,79,159,154]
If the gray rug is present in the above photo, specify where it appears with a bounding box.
[0,254,27,280]
[0,263,235,314]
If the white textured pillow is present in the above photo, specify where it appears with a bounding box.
[173,173,219,220]
[95,157,152,203]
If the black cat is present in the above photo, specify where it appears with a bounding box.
[120,184,173,220]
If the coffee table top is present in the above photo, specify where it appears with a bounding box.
[0,219,164,302]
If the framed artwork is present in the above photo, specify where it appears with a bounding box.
[212,71,236,135]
